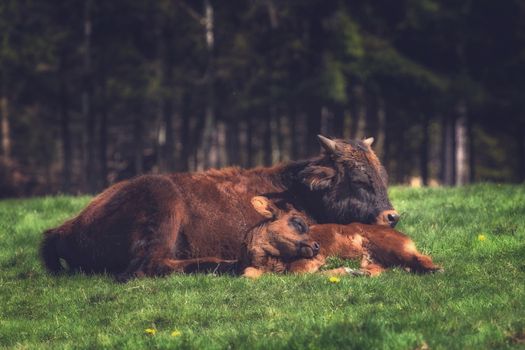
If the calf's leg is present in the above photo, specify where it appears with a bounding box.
[243,267,266,279]
[162,257,238,274]
[406,253,443,273]
[287,256,325,274]
[364,241,442,275]
[288,256,367,277]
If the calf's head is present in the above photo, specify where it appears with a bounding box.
[300,135,399,227]
[250,196,320,259]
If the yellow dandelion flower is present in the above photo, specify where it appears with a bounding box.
[171,330,182,337]
[145,328,157,335]
[478,234,486,241]
[329,276,340,283]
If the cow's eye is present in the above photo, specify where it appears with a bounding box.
[289,217,308,234]
[351,170,371,185]
[352,178,371,187]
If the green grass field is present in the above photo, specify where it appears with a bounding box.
[1,185,525,349]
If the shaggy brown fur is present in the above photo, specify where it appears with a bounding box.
[285,223,442,276]
[237,198,441,278]
[238,196,320,278]
[41,136,398,281]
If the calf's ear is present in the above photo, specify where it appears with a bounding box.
[251,196,278,218]
[299,165,336,190]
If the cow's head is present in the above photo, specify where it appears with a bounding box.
[299,135,399,227]
[251,196,320,259]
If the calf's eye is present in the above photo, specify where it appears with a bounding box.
[289,217,309,234]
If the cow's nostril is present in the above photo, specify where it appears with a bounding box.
[312,242,320,252]
[387,213,400,227]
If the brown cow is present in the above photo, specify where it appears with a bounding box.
[41,135,399,281]
[240,196,441,278]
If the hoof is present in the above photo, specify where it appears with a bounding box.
[115,273,134,283]
[343,267,367,276]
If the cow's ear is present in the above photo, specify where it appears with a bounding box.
[299,166,336,190]
[363,137,374,148]
[251,196,277,218]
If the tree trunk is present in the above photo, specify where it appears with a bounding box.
[201,0,216,169]
[99,76,108,188]
[1,85,11,160]
[202,113,217,168]
[264,0,278,28]
[353,85,366,140]
[307,105,321,156]
[163,97,174,171]
[383,111,391,178]
[320,106,334,137]
[279,112,291,162]
[517,122,525,183]
[468,115,475,183]
[83,0,96,193]
[217,121,227,167]
[247,114,254,167]
[343,109,352,140]
[455,101,469,186]
[228,120,241,166]
[157,13,175,172]
[442,115,456,186]
[396,123,407,184]
[270,106,280,163]
[193,89,209,171]
[178,91,191,172]
[238,119,248,167]
[155,14,165,172]
[289,108,299,159]
[420,116,429,186]
[133,116,143,175]
[375,96,386,160]
[58,59,72,193]
[264,116,272,166]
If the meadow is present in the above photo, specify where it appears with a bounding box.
[1,185,524,349]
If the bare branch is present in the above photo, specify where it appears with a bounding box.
[174,0,205,26]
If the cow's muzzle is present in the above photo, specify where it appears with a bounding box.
[376,210,400,228]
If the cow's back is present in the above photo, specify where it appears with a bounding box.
[170,167,285,259]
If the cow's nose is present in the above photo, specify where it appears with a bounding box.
[376,210,400,227]
[385,211,400,227]
[312,242,320,254]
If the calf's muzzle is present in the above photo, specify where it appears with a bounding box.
[299,241,320,258]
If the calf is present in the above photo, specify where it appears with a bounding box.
[305,223,442,276]
[241,197,441,278]
[239,196,320,278]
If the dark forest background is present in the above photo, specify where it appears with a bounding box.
[1,0,524,197]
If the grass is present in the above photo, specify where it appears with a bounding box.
[1,184,525,349]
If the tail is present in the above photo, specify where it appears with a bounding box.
[40,229,64,274]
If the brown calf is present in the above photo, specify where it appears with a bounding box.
[239,196,320,278]
[240,197,441,278]
[305,223,442,276]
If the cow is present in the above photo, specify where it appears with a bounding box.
[40,135,399,281]
[240,196,441,278]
